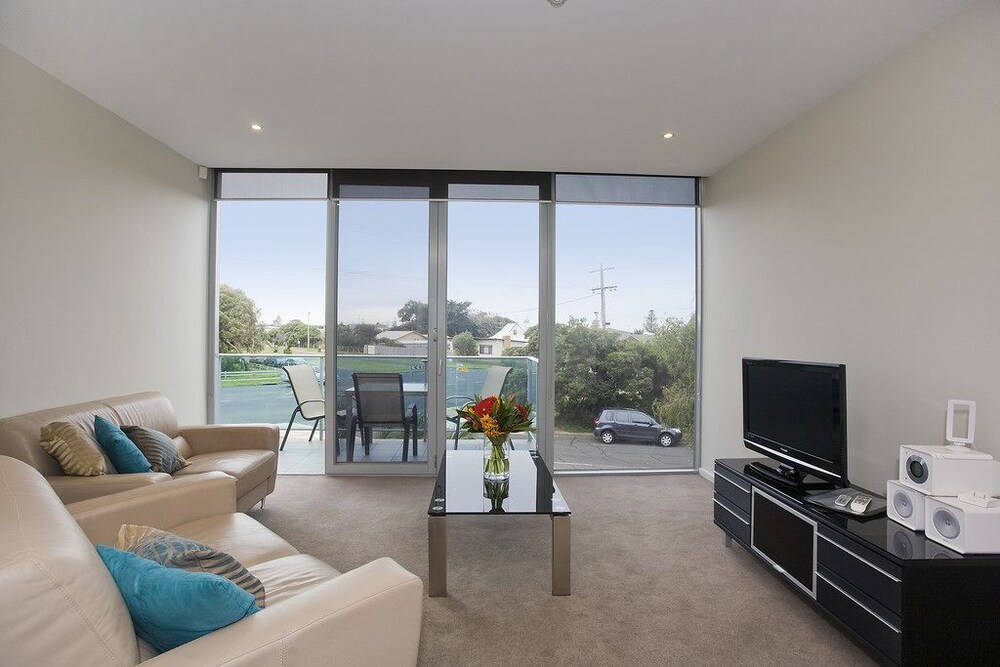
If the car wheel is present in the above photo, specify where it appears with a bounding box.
[600,430,616,444]
[658,432,674,447]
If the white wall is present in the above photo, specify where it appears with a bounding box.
[701,0,1000,490]
[0,45,209,421]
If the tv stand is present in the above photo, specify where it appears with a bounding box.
[746,460,834,491]
[714,458,1000,665]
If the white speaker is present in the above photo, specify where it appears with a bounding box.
[898,445,995,496]
[886,521,925,559]
[925,496,1000,554]
[886,479,929,531]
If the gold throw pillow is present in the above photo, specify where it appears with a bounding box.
[40,422,109,476]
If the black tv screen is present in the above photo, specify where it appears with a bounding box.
[743,358,848,486]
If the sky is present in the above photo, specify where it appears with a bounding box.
[218,199,696,334]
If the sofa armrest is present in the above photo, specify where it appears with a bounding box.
[144,557,423,667]
[46,472,172,504]
[68,472,237,545]
[179,424,279,456]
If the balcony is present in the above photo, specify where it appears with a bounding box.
[218,353,693,473]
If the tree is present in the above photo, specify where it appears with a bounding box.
[642,309,659,333]
[397,300,429,332]
[452,331,478,355]
[219,284,265,353]
[396,299,499,337]
[268,319,323,349]
[651,316,697,436]
[336,322,384,352]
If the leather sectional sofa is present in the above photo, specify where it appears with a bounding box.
[0,455,423,665]
[0,392,278,510]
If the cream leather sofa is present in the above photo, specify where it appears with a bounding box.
[0,455,423,666]
[0,392,277,510]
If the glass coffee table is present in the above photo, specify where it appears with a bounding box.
[427,448,572,596]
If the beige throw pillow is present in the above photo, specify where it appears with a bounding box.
[40,422,109,476]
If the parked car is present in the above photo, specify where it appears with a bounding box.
[593,408,682,447]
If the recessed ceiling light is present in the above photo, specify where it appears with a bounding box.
[249,123,263,132]
[662,132,674,139]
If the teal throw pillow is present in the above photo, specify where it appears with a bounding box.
[94,415,152,473]
[97,545,259,653]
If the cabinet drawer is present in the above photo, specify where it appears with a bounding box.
[818,527,901,616]
[714,468,751,514]
[818,573,901,665]
[714,494,750,546]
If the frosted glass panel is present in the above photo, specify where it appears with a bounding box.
[555,174,696,206]
[218,172,328,199]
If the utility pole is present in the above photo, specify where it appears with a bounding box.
[590,264,617,328]
[306,311,311,349]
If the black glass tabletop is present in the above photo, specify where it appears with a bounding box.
[428,449,570,516]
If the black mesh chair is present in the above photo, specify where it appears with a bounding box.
[349,372,419,461]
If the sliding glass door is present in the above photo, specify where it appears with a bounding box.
[445,199,540,454]
[333,199,430,468]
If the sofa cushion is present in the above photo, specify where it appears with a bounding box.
[168,512,299,568]
[39,422,109,476]
[246,554,341,607]
[97,545,259,653]
[123,425,188,474]
[117,524,266,608]
[0,456,139,666]
[173,449,275,500]
[95,416,152,474]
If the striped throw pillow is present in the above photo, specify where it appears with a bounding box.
[40,422,109,476]
[117,525,266,608]
[122,426,188,474]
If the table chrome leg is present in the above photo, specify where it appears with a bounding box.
[428,516,447,597]
[551,515,571,596]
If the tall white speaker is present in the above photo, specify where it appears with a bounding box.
[925,496,1000,554]
[886,479,928,531]
[898,445,995,496]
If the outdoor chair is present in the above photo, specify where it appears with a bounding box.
[350,372,419,461]
[445,365,512,449]
[280,363,326,451]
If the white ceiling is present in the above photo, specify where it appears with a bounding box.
[0,0,968,176]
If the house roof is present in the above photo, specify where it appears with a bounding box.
[376,330,427,342]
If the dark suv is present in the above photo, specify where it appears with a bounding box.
[593,409,682,447]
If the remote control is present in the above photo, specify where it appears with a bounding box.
[834,494,852,507]
[850,493,872,514]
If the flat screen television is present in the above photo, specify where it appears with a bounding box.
[743,358,848,489]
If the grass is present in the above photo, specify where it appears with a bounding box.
[221,376,285,387]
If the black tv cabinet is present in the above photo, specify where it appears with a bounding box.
[714,458,1000,666]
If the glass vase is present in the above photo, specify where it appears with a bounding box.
[483,479,509,513]
[484,434,511,481]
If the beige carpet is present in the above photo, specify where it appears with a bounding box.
[253,472,875,666]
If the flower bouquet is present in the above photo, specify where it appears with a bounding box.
[455,393,535,481]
